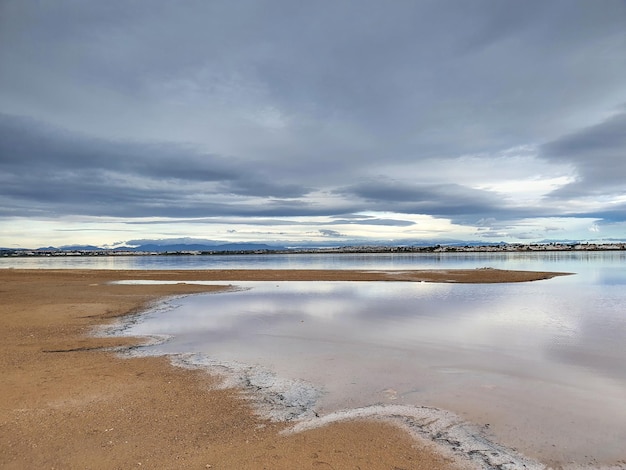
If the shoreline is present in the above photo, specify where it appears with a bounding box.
[1,269,570,469]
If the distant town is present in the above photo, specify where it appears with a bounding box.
[2,242,626,257]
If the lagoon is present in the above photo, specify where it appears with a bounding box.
[98,252,626,468]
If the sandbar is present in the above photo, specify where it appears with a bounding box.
[0,268,568,469]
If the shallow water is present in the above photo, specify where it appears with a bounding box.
[107,253,626,467]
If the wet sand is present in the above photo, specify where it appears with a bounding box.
[1,268,568,469]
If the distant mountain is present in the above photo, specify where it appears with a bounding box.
[36,245,101,251]
[59,245,102,251]
[123,242,285,252]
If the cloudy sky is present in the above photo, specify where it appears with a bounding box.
[1,1,625,248]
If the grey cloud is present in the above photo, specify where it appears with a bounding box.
[339,180,505,218]
[0,114,318,217]
[220,179,311,199]
[0,185,333,219]
[329,218,414,227]
[542,110,626,194]
[126,218,301,226]
[319,229,343,238]
[125,238,223,247]
[3,1,625,162]
[0,114,238,182]
[560,205,626,224]
[2,1,626,242]
[336,179,576,226]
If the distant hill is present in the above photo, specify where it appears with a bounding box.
[36,245,102,251]
[59,245,102,251]
[122,242,284,252]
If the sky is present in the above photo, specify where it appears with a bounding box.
[1,0,626,249]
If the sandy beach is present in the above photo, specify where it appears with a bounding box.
[1,268,568,469]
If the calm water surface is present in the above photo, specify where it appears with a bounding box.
[12,252,624,466]
[3,250,624,272]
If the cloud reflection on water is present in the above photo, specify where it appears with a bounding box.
[117,264,626,465]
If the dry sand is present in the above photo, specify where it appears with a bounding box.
[0,268,568,469]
